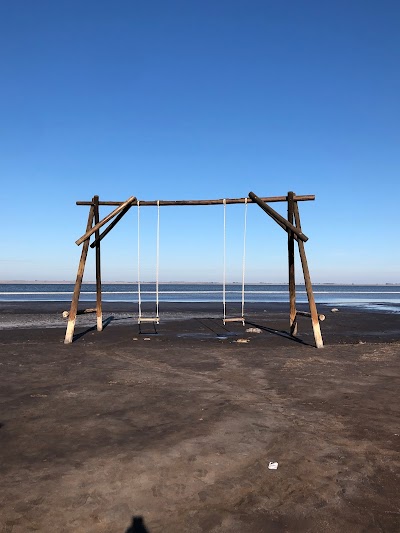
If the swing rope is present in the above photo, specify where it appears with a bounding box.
[137,200,160,324]
[222,198,247,325]
[241,198,248,319]
[223,199,227,322]
[155,200,160,320]
[137,200,142,321]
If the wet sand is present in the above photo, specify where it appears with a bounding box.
[0,303,399,532]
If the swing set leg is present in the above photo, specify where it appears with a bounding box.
[64,202,95,344]
[287,191,297,336]
[293,201,324,349]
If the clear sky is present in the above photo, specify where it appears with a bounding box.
[1,0,399,283]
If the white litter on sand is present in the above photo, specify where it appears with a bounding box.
[246,327,262,334]
[268,462,279,470]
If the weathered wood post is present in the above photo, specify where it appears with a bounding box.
[64,201,95,344]
[94,195,103,332]
[293,201,324,348]
[287,191,297,335]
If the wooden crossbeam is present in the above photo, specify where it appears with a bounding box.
[76,195,315,207]
[296,310,325,321]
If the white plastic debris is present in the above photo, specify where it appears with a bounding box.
[268,462,279,470]
[331,308,339,312]
[246,327,262,334]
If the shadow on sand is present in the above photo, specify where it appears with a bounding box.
[245,321,313,347]
[72,316,114,342]
[197,318,234,337]
[125,515,150,532]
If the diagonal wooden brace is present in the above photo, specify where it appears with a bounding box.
[75,196,136,246]
[90,203,133,248]
[249,191,308,242]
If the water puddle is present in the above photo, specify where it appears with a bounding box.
[334,302,400,313]
[177,332,238,339]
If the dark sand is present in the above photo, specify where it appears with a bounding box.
[0,302,399,532]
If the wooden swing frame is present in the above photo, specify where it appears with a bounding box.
[64,191,324,348]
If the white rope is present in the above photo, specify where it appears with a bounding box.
[156,200,160,320]
[222,199,247,325]
[137,200,160,324]
[137,200,142,321]
[223,199,226,321]
[241,198,248,321]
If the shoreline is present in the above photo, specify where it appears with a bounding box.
[1,300,399,312]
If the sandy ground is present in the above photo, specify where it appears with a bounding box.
[0,303,399,532]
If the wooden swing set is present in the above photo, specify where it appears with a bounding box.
[64,191,324,348]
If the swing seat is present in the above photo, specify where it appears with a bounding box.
[138,317,160,324]
[223,317,245,325]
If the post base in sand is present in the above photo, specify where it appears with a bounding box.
[64,319,76,344]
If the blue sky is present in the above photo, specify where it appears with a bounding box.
[0,0,399,283]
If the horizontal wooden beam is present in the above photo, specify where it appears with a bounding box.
[296,310,325,321]
[75,196,136,246]
[249,192,308,242]
[76,195,315,207]
[62,308,96,318]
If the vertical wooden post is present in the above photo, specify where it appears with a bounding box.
[64,201,95,344]
[287,191,297,335]
[94,196,103,332]
[293,201,324,348]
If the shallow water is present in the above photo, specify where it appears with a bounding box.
[1,283,399,313]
